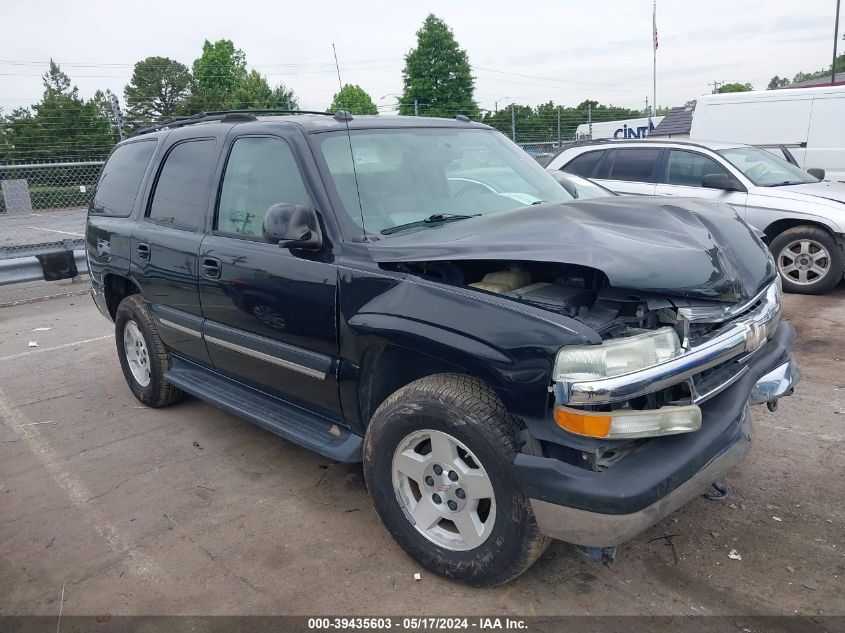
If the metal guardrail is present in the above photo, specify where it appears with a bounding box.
[0,239,88,286]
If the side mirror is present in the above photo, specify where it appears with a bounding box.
[262,203,323,250]
[701,173,744,192]
[807,168,825,180]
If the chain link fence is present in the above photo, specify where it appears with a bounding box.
[0,161,103,214]
[0,162,96,288]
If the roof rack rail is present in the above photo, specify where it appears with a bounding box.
[131,109,333,137]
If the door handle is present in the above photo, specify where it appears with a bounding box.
[137,242,150,261]
[201,257,222,279]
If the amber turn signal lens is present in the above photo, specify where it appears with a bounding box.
[554,403,702,439]
[554,406,612,438]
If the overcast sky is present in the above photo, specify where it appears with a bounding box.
[1,0,841,116]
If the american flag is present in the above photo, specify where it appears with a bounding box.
[653,2,658,50]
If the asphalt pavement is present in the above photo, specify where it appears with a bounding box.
[0,283,842,618]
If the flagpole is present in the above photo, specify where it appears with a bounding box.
[653,0,657,118]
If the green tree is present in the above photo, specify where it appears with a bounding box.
[0,61,117,162]
[399,14,478,118]
[329,84,377,114]
[716,82,753,93]
[767,75,791,90]
[230,70,299,109]
[189,40,247,111]
[769,53,845,88]
[124,56,192,123]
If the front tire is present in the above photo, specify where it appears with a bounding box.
[115,294,185,407]
[363,374,550,586]
[771,226,843,294]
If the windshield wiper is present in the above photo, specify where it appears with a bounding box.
[766,181,805,187]
[380,213,480,235]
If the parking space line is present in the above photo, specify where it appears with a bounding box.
[25,226,85,237]
[0,389,163,581]
[0,335,112,363]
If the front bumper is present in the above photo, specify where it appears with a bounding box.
[530,410,752,547]
[514,321,798,547]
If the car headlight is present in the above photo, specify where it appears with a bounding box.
[554,327,683,381]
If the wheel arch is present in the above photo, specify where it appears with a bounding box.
[103,273,142,319]
[763,218,844,247]
[353,340,543,433]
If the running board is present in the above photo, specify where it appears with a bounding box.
[164,358,362,462]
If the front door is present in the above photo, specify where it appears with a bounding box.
[198,134,341,420]
[654,149,747,213]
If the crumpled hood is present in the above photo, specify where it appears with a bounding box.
[369,197,775,303]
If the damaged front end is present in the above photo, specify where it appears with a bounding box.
[368,197,800,548]
[371,234,797,547]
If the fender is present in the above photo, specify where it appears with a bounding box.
[337,265,599,425]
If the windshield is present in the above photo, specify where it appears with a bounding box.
[716,147,818,186]
[315,127,573,235]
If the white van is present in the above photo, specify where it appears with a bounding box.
[690,85,845,181]
[574,116,663,141]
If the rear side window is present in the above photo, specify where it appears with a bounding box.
[91,141,156,217]
[562,150,604,177]
[600,148,660,182]
[216,137,310,238]
[665,150,729,187]
[148,139,217,231]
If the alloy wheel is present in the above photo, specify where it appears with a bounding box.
[391,429,496,551]
[123,320,151,387]
[777,238,830,286]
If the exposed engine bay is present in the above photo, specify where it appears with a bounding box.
[385,259,745,344]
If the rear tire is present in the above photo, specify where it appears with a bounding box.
[115,294,185,407]
[363,374,550,586]
[771,226,843,294]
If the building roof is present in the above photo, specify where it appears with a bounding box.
[783,75,845,88]
[650,106,694,137]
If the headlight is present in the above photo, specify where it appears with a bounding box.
[554,327,682,381]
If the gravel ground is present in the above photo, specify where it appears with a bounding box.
[0,282,842,619]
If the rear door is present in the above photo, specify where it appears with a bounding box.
[654,149,747,212]
[198,132,342,420]
[592,147,660,195]
[559,149,606,178]
[130,134,222,365]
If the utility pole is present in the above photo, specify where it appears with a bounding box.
[833,0,841,84]
[414,99,419,116]
[510,103,516,142]
[110,93,125,141]
[556,105,561,146]
[708,80,724,94]
[587,102,592,140]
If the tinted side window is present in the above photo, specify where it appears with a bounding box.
[562,150,604,177]
[148,139,217,231]
[91,141,156,217]
[216,137,310,238]
[665,150,729,187]
[606,148,660,182]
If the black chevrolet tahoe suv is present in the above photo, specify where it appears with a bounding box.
[86,110,799,586]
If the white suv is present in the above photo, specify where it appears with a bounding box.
[547,139,845,294]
